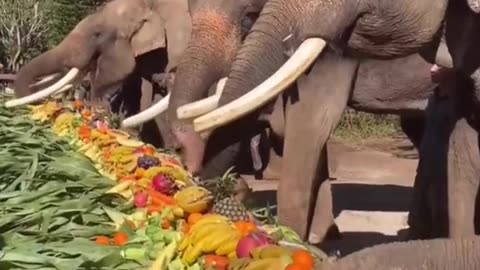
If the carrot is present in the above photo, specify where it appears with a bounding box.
[162,220,171,230]
[95,236,110,246]
[146,187,176,205]
[147,204,163,214]
[74,100,84,110]
[113,232,129,246]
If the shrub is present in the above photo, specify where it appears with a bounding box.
[0,0,50,72]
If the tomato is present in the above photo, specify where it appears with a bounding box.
[113,232,129,246]
[204,255,229,270]
[291,250,314,269]
[95,236,110,246]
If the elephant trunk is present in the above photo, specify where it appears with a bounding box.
[14,48,66,98]
[14,32,92,98]
[216,1,296,107]
[168,10,242,174]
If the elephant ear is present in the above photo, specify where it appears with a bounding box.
[131,10,167,57]
[467,0,480,13]
[156,0,192,71]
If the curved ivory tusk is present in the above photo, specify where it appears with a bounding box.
[192,38,327,133]
[121,93,171,128]
[176,77,228,119]
[5,68,80,108]
[31,73,61,87]
[435,40,453,68]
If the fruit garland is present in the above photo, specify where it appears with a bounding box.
[27,100,323,270]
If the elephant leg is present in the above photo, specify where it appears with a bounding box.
[447,117,480,238]
[279,50,358,242]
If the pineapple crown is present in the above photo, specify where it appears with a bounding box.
[201,167,239,201]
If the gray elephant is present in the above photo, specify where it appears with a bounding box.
[318,236,480,269]
[9,0,191,107]
[187,0,480,242]
[156,0,453,243]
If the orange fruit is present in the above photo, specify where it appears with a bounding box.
[113,232,129,246]
[292,250,314,269]
[244,222,257,234]
[187,213,204,225]
[234,221,247,232]
[95,236,110,246]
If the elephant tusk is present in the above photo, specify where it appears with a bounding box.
[121,93,171,128]
[5,68,80,108]
[30,73,62,87]
[434,40,453,68]
[192,38,327,133]
[176,77,228,119]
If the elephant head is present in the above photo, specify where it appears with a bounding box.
[8,0,191,107]
[123,0,269,174]
[172,0,450,173]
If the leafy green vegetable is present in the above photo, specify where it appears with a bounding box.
[0,98,140,269]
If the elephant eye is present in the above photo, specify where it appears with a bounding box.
[241,12,259,34]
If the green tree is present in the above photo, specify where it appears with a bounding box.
[0,0,50,72]
[46,0,106,47]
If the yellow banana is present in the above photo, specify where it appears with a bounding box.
[243,258,278,270]
[189,215,230,231]
[177,236,190,252]
[182,244,203,266]
[227,251,237,261]
[106,180,134,194]
[197,227,237,253]
[190,222,232,244]
[258,245,292,259]
[215,236,240,256]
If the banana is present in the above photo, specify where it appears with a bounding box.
[181,244,203,266]
[243,258,278,270]
[215,236,240,256]
[189,214,230,231]
[116,136,144,148]
[106,180,133,194]
[197,227,237,253]
[190,222,232,243]
[227,251,237,261]
[177,236,190,252]
[257,245,292,259]
[228,258,251,270]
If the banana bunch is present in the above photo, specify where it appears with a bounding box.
[174,186,214,214]
[177,215,241,265]
[229,246,292,270]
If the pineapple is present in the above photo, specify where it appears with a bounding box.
[212,197,250,222]
[202,168,251,222]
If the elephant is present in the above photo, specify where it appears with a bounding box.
[8,0,191,109]
[318,236,480,270]
[153,0,456,243]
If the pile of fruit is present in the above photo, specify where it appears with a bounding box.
[0,96,324,270]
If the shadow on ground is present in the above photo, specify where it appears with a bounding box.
[249,182,413,256]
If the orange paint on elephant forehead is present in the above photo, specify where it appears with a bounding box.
[193,10,236,35]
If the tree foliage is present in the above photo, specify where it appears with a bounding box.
[0,0,50,72]
[46,0,106,47]
[0,0,106,70]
